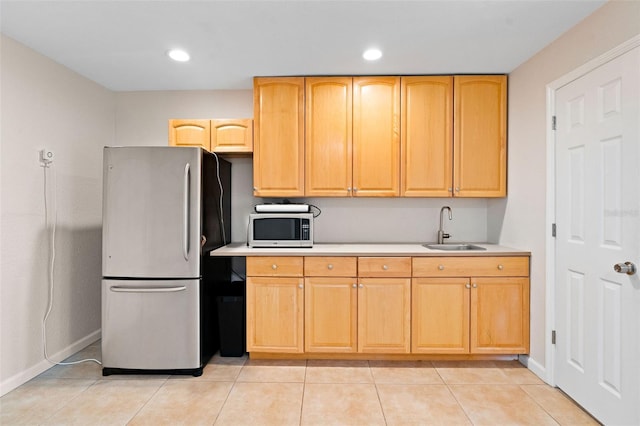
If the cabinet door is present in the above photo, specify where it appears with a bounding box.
[401,76,453,197]
[305,77,353,196]
[453,75,507,197]
[357,277,410,353]
[253,77,305,197]
[412,278,470,354]
[470,277,529,354]
[168,119,211,151]
[353,77,400,197]
[211,119,253,153]
[305,277,357,353]
[246,276,304,353]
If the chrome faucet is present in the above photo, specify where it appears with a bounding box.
[438,206,452,244]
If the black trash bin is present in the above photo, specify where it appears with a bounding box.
[216,280,246,357]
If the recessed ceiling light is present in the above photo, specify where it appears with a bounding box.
[363,48,382,61]
[167,49,190,62]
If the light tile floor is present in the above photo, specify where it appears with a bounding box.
[0,341,600,425]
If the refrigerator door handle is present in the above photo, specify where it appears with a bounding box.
[183,163,191,261]
[110,285,187,293]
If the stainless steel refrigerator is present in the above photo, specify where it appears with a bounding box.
[101,146,231,376]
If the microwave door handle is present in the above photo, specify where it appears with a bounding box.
[183,163,190,261]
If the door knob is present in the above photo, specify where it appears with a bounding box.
[614,262,636,276]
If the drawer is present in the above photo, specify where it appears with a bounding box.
[412,256,530,277]
[246,256,304,277]
[305,257,357,277]
[358,257,411,277]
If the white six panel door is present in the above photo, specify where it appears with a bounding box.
[555,46,639,425]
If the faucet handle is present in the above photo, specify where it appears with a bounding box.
[443,233,450,240]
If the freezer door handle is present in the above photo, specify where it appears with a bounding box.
[109,285,187,293]
[183,163,191,261]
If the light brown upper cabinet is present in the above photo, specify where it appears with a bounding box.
[305,77,353,196]
[401,76,453,197]
[168,119,211,151]
[169,118,253,154]
[253,74,506,198]
[454,75,507,197]
[352,77,401,197]
[211,119,253,153]
[253,77,305,197]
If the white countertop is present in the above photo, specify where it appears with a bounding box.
[210,243,530,257]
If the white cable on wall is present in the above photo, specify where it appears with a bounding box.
[41,161,101,366]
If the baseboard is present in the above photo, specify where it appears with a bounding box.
[518,354,550,385]
[0,329,101,397]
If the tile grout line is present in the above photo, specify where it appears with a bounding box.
[211,355,249,425]
[433,363,476,425]
[36,377,100,424]
[123,375,170,425]
[210,376,238,425]
[299,362,308,426]
[444,382,476,425]
[367,360,386,425]
[518,384,566,426]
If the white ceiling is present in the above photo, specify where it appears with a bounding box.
[0,0,606,91]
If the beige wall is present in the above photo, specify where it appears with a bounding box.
[0,35,115,394]
[489,0,640,378]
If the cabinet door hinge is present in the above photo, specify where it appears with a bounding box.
[552,223,557,237]
[551,330,556,345]
[552,116,557,131]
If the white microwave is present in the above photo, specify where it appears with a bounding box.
[248,213,313,248]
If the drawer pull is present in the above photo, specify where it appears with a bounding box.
[327,264,334,270]
[272,264,278,270]
[497,264,504,270]
[382,265,388,270]
[438,265,445,270]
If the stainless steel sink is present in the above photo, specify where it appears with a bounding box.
[423,243,486,251]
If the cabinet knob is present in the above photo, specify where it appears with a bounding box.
[272,264,277,270]
[353,187,358,192]
[253,187,257,191]
[448,187,453,192]
[455,187,460,192]
[359,283,364,288]
[298,284,303,289]
[497,264,504,270]
[352,283,357,288]
[465,284,471,289]
[382,265,388,270]
[472,283,477,288]
[327,264,334,270]
[438,265,445,270]
[347,187,352,192]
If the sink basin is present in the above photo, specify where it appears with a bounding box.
[423,243,486,251]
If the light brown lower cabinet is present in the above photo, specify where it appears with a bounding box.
[305,277,357,353]
[357,277,411,353]
[246,257,304,353]
[246,255,529,357]
[304,257,410,354]
[412,257,530,354]
[471,277,530,354]
[412,278,470,354]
